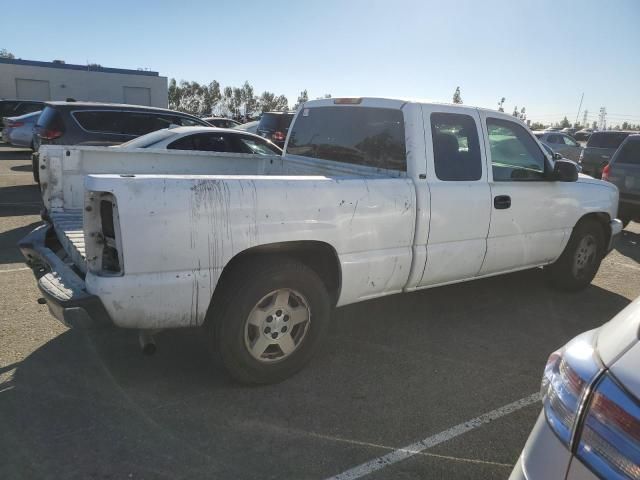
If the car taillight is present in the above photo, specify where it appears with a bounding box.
[272,131,286,142]
[37,128,63,140]
[541,332,601,446]
[576,374,640,479]
[602,164,611,181]
[8,121,24,128]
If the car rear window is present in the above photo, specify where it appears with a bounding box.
[587,132,630,149]
[615,139,640,165]
[286,106,406,171]
[259,113,294,132]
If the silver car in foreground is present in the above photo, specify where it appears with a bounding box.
[511,296,640,479]
[1,110,41,148]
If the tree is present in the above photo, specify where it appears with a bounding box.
[512,106,519,117]
[452,87,462,104]
[498,97,505,112]
[530,122,546,130]
[240,81,256,117]
[560,116,571,128]
[592,121,598,129]
[622,121,629,130]
[294,89,309,110]
[519,107,526,121]
[168,78,180,110]
[0,48,15,59]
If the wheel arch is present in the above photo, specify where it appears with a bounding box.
[575,211,611,246]
[206,240,342,323]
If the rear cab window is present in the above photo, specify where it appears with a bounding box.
[430,112,482,181]
[286,106,406,171]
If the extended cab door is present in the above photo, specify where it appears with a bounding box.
[417,105,491,286]
[478,113,571,274]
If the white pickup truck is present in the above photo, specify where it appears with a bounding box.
[21,98,623,384]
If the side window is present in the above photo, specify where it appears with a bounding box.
[562,135,578,147]
[123,113,171,136]
[167,135,195,150]
[168,133,231,152]
[74,111,127,134]
[234,135,282,155]
[487,118,547,181]
[547,135,560,144]
[430,112,482,181]
[171,116,202,127]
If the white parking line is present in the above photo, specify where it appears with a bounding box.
[325,392,540,480]
[0,267,29,274]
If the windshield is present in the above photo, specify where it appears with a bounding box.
[117,129,178,148]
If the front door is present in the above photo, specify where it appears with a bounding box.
[479,114,572,275]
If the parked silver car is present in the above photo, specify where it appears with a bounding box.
[1,110,41,149]
[603,134,640,227]
[511,296,640,480]
[533,131,583,162]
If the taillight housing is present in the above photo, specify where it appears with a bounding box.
[8,121,24,128]
[602,164,611,181]
[36,127,63,140]
[577,374,640,479]
[272,131,286,142]
[541,331,601,445]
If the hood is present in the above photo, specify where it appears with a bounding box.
[596,296,640,367]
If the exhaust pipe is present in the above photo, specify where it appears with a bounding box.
[138,329,160,355]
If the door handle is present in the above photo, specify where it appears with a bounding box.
[494,195,511,209]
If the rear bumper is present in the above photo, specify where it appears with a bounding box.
[19,223,112,328]
[607,218,623,253]
[509,411,572,480]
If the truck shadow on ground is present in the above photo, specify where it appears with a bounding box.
[0,268,632,479]
[0,222,41,265]
[9,164,33,173]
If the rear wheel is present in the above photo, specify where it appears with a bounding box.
[545,219,605,291]
[208,257,331,385]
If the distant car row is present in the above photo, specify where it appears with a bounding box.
[0,99,289,182]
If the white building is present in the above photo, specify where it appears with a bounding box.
[0,58,168,108]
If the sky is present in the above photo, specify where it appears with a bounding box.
[4,0,640,126]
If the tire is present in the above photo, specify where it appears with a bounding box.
[544,219,605,292]
[32,154,40,184]
[207,256,331,385]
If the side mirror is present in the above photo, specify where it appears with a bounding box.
[552,152,563,160]
[551,159,579,182]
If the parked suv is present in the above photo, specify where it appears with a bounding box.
[579,130,631,178]
[0,99,45,135]
[32,101,209,182]
[602,134,640,227]
[256,111,295,147]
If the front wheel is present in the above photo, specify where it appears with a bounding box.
[208,257,331,385]
[544,220,605,291]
